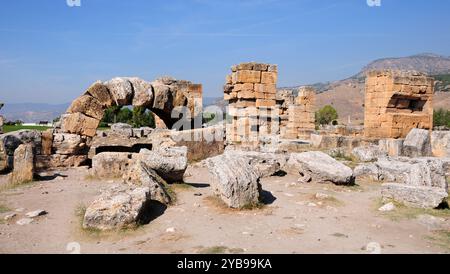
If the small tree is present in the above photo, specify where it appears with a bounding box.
[315,105,339,126]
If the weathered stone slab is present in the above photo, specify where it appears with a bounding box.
[9,144,34,185]
[382,183,448,209]
[206,152,262,208]
[403,128,432,157]
[286,151,355,185]
[138,147,188,183]
[431,131,450,157]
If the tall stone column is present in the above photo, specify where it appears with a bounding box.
[224,62,279,150]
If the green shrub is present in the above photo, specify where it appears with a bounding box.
[315,105,339,125]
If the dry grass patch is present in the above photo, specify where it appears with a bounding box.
[196,246,245,254]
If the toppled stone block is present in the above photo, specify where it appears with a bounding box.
[83,185,152,231]
[382,183,448,209]
[0,130,41,172]
[123,160,172,205]
[431,131,450,157]
[9,144,34,185]
[378,138,404,157]
[138,147,188,183]
[402,128,432,157]
[352,145,387,162]
[229,150,288,178]
[356,157,448,189]
[286,151,355,185]
[206,152,262,208]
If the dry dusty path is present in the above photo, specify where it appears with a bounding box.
[0,166,449,254]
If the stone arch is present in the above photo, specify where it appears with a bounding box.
[60,76,203,137]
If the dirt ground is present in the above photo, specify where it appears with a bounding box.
[0,165,449,254]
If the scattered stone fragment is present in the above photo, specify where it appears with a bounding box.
[25,210,48,218]
[3,213,16,221]
[378,202,396,212]
[16,218,34,226]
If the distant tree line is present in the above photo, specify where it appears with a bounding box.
[100,106,155,128]
[434,108,450,128]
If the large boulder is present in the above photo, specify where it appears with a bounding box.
[9,144,34,185]
[378,138,404,157]
[431,131,450,157]
[138,147,188,183]
[381,183,448,209]
[0,130,41,172]
[104,77,134,106]
[229,150,288,178]
[356,157,449,209]
[123,160,172,205]
[83,185,152,231]
[402,129,432,158]
[84,158,173,231]
[206,152,262,209]
[91,152,134,179]
[286,151,355,185]
[352,145,387,162]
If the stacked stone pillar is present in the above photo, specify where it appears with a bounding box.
[224,62,279,149]
[284,87,316,139]
[365,70,434,139]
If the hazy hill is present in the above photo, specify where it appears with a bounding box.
[358,53,450,77]
[0,103,69,123]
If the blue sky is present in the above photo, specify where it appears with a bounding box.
[0,0,449,104]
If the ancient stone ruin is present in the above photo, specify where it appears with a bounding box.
[61,76,203,137]
[1,64,450,235]
[224,62,317,151]
[364,70,434,139]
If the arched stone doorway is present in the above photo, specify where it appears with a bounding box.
[61,76,202,137]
